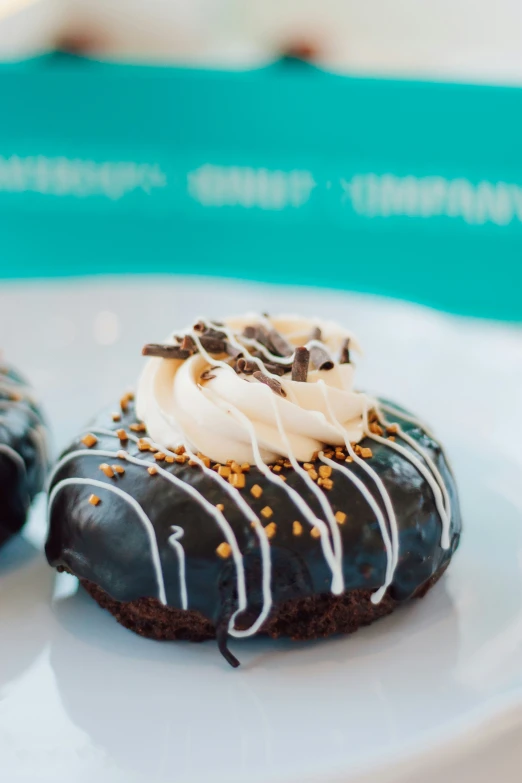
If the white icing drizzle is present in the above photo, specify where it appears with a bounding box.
[318,451,394,605]
[370,404,451,550]
[266,388,345,594]
[378,402,434,436]
[193,335,344,595]
[180,444,273,639]
[168,526,188,610]
[49,447,252,631]
[48,475,168,604]
[318,380,400,582]
[87,425,273,638]
[0,371,49,472]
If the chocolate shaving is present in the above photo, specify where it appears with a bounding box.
[205,327,227,341]
[197,336,227,353]
[309,344,334,371]
[310,326,322,341]
[143,335,226,359]
[226,344,243,360]
[243,323,293,358]
[264,363,287,377]
[292,346,310,382]
[253,371,287,397]
[237,358,286,376]
[252,326,273,351]
[193,321,226,340]
[200,369,216,381]
[265,327,293,357]
[181,335,197,354]
[236,358,257,374]
[340,338,351,364]
[142,344,192,360]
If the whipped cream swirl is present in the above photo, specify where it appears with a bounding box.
[137,314,369,464]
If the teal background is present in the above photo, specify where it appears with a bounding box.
[0,54,521,321]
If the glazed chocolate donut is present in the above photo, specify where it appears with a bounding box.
[46,314,461,666]
[0,365,49,547]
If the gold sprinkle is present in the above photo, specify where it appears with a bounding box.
[264,522,277,539]
[261,506,273,519]
[303,462,314,470]
[148,465,158,475]
[360,447,373,459]
[120,392,134,412]
[293,521,303,536]
[130,422,146,432]
[318,477,333,490]
[387,424,399,434]
[88,494,100,506]
[216,503,225,511]
[318,465,332,479]
[117,450,127,460]
[230,461,243,474]
[216,542,231,559]
[111,412,121,422]
[335,511,347,525]
[272,464,282,473]
[310,526,321,539]
[229,473,246,489]
[283,460,292,469]
[188,460,198,466]
[345,456,353,463]
[388,435,396,442]
[165,455,175,463]
[307,469,318,481]
[112,464,125,475]
[116,429,128,441]
[197,453,211,468]
[154,452,166,461]
[241,463,250,472]
[324,449,334,458]
[81,433,98,448]
[174,445,186,455]
[279,475,287,481]
[311,451,320,461]
[250,484,263,498]
[138,439,150,452]
[218,465,231,478]
[369,422,384,436]
[175,454,187,463]
[99,463,115,478]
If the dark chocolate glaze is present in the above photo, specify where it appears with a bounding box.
[0,365,49,547]
[46,397,461,645]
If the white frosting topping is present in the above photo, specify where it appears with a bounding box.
[137,314,368,464]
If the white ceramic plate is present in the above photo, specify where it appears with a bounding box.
[1,277,522,783]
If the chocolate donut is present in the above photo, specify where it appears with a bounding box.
[0,365,49,547]
[46,315,461,666]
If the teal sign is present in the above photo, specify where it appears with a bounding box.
[0,55,520,321]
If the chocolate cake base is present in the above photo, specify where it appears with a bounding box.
[81,567,446,666]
